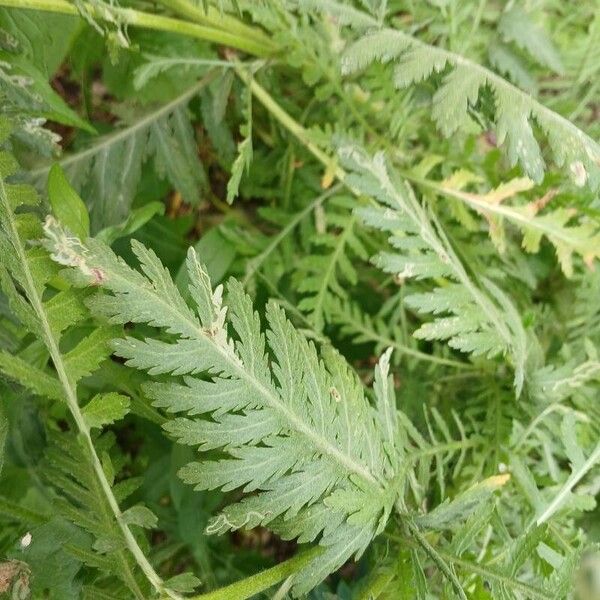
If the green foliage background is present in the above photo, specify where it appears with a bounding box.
[0,1,599,598]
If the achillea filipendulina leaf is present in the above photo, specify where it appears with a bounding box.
[43,223,405,593]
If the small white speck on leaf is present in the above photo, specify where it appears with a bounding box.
[570,161,587,187]
[20,533,32,549]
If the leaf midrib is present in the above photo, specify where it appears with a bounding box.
[29,74,216,181]
[102,261,384,490]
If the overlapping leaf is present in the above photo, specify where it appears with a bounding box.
[43,224,405,593]
[326,3,600,188]
[341,146,528,393]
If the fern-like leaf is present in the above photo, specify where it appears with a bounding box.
[332,299,470,370]
[329,8,600,188]
[341,146,529,393]
[426,173,600,276]
[43,430,148,599]
[0,119,178,599]
[497,5,564,74]
[43,226,405,593]
[30,78,212,229]
[226,80,253,204]
[296,195,368,331]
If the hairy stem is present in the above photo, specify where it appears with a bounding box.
[156,0,276,52]
[0,0,274,57]
[0,178,182,600]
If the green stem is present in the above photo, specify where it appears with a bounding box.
[403,516,468,600]
[234,66,344,180]
[534,441,600,527]
[240,75,516,365]
[235,85,470,371]
[256,273,330,346]
[157,0,277,52]
[336,311,474,370]
[0,0,273,57]
[384,531,552,599]
[243,184,342,285]
[0,179,182,599]
[188,547,323,600]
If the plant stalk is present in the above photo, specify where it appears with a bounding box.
[0,0,273,57]
[403,515,468,600]
[187,547,323,600]
[0,180,183,600]
[157,0,277,52]
[384,531,553,599]
[233,66,345,181]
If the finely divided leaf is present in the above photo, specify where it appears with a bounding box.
[43,223,404,594]
[31,81,209,229]
[338,23,600,187]
[342,145,528,392]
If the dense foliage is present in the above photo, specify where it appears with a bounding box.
[0,1,599,598]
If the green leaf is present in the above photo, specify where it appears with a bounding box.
[82,392,131,429]
[489,42,537,92]
[0,134,164,598]
[535,440,600,526]
[148,105,207,205]
[226,84,252,204]
[339,24,600,187]
[31,79,210,229]
[164,573,201,593]
[498,6,564,73]
[295,198,368,332]
[0,50,94,133]
[0,349,62,400]
[227,136,252,204]
[415,475,509,530]
[345,146,528,393]
[0,8,81,77]
[43,225,403,594]
[48,164,90,240]
[449,501,496,556]
[96,201,165,245]
[175,226,235,294]
[121,505,158,529]
[0,396,7,476]
[63,326,119,386]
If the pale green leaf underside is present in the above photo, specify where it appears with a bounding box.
[341,146,528,393]
[30,80,210,229]
[341,27,600,188]
[43,225,404,594]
